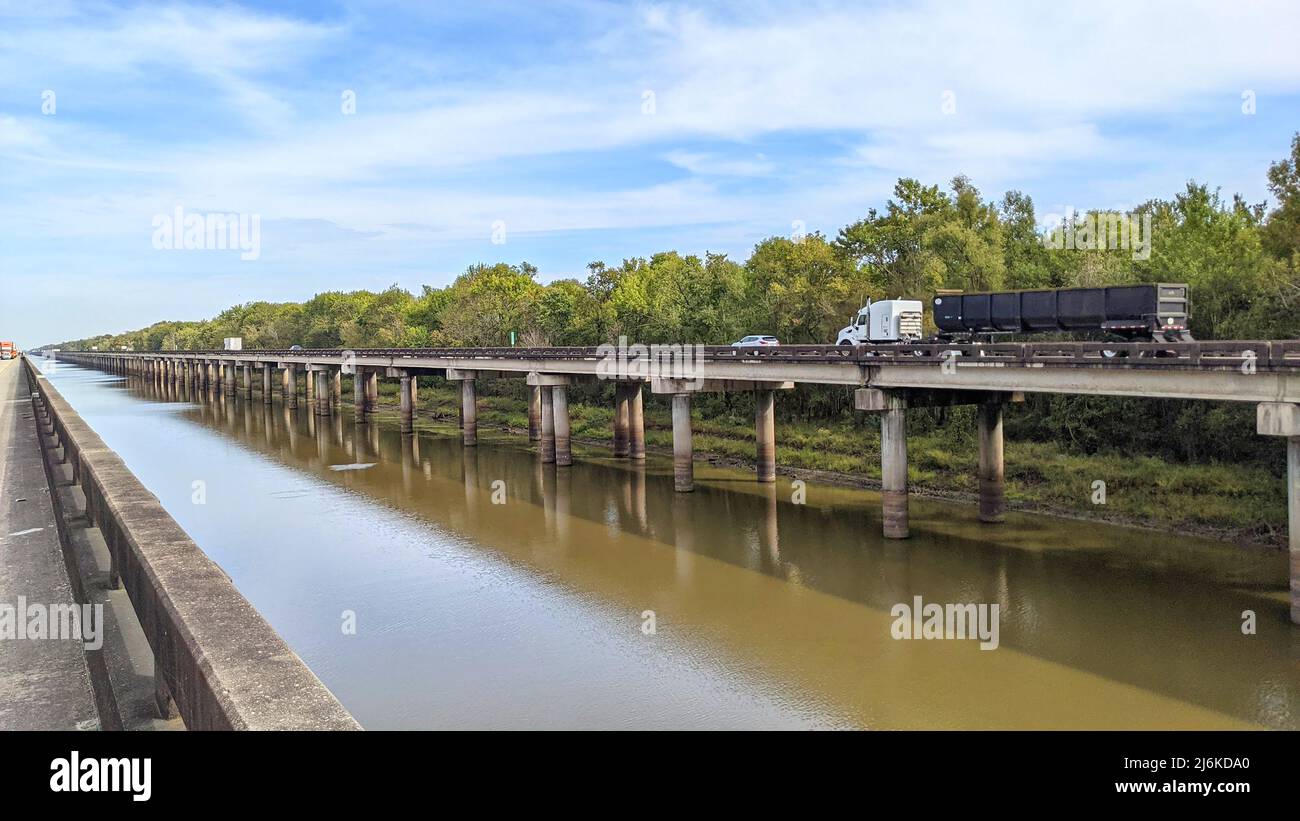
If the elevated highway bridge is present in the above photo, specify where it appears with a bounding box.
[49,340,1300,624]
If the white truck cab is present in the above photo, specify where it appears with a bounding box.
[836,299,924,345]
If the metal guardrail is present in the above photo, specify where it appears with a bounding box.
[56,340,1300,371]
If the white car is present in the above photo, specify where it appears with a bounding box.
[732,335,780,347]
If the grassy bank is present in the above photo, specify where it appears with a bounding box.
[356,378,1287,547]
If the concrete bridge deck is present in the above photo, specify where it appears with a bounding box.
[0,359,99,729]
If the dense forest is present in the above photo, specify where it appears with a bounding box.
[55,135,1300,471]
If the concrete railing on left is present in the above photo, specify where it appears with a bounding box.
[23,357,361,730]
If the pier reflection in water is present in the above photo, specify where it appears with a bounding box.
[37,358,1300,729]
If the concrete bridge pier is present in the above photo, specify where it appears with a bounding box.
[671,394,693,492]
[313,369,331,417]
[353,369,367,423]
[978,400,1006,523]
[650,379,696,491]
[529,374,573,466]
[262,365,273,405]
[399,373,414,433]
[365,370,379,419]
[856,388,909,538]
[613,383,631,457]
[242,365,253,399]
[1257,402,1300,624]
[332,370,342,409]
[447,369,477,446]
[540,386,556,463]
[755,389,776,483]
[205,362,215,392]
[879,394,909,539]
[305,366,316,407]
[281,366,296,408]
[225,362,237,396]
[528,385,542,442]
[628,383,646,460]
[553,387,572,466]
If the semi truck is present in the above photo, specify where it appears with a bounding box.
[0,341,15,360]
[835,299,926,345]
[835,283,1191,345]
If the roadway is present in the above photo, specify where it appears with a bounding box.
[0,359,99,730]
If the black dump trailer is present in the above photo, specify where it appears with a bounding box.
[932,283,1191,342]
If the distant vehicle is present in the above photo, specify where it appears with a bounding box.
[835,300,925,345]
[732,335,780,347]
[223,337,243,351]
[0,341,15,360]
[289,345,303,351]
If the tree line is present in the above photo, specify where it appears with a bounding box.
[52,135,1300,467]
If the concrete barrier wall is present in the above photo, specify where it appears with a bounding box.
[24,358,360,730]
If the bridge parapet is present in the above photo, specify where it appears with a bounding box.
[23,358,360,730]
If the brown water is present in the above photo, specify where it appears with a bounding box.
[33,357,1300,729]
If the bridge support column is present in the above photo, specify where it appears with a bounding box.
[262,365,273,404]
[880,394,909,539]
[613,383,631,457]
[305,366,316,406]
[1257,402,1300,624]
[755,389,776,483]
[444,370,477,446]
[315,370,331,417]
[528,385,541,441]
[332,369,342,408]
[225,363,237,396]
[672,394,693,492]
[399,374,414,433]
[629,383,645,460]
[978,400,1005,523]
[243,365,253,399]
[540,387,555,463]
[365,370,379,417]
[553,386,571,466]
[352,369,366,422]
[282,367,296,408]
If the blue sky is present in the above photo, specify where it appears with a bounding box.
[2,0,1299,346]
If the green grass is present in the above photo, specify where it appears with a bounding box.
[354,378,1287,543]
